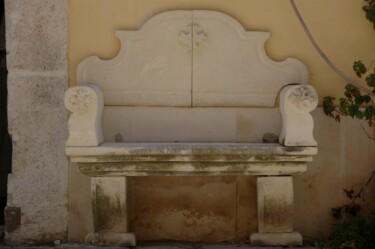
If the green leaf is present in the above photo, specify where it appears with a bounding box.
[345,84,361,99]
[331,207,343,220]
[356,111,364,119]
[355,96,365,105]
[363,95,372,104]
[364,106,375,120]
[339,106,348,115]
[353,61,367,77]
[348,105,360,118]
[366,73,375,87]
[324,96,335,102]
[339,98,351,116]
[363,0,375,28]
[323,96,336,116]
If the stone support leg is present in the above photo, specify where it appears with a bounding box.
[85,177,136,246]
[250,176,302,246]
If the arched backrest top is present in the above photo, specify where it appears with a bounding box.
[116,10,267,40]
[77,10,308,107]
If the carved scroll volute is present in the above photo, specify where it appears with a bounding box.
[65,84,104,146]
[279,85,318,146]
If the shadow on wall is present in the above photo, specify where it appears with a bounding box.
[0,0,11,226]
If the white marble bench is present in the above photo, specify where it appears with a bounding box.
[64,10,318,247]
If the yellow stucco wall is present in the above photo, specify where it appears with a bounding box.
[69,0,375,102]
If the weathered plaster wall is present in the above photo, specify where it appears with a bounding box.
[296,111,375,239]
[5,0,69,244]
[66,0,375,244]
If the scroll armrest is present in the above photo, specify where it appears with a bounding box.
[279,85,318,146]
[64,83,104,146]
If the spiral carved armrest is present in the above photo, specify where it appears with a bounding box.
[279,85,318,146]
[65,84,104,146]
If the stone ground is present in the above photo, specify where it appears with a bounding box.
[0,246,319,249]
[0,225,320,248]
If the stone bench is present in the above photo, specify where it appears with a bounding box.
[64,10,318,247]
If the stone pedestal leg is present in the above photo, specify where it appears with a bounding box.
[250,176,302,246]
[85,177,136,246]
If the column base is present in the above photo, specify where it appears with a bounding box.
[250,231,302,246]
[85,231,136,246]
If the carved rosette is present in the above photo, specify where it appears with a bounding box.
[286,85,318,113]
[65,87,95,113]
[64,84,104,147]
[279,85,318,146]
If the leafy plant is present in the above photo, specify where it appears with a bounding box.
[318,2,375,248]
[330,171,375,220]
[325,216,375,249]
[324,171,375,249]
[323,60,375,139]
[323,0,375,140]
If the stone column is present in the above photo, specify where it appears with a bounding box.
[251,176,302,246]
[5,0,69,244]
[85,177,136,246]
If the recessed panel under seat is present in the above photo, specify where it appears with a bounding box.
[102,106,281,143]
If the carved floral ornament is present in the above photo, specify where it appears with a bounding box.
[65,87,95,113]
[178,22,207,50]
[286,85,318,112]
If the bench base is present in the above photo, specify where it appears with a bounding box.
[68,144,317,246]
[85,231,136,246]
[250,231,302,246]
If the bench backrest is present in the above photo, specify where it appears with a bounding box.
[66,10,317,145]
[77,10,308,108]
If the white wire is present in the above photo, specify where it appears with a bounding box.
[289,0,374,96]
